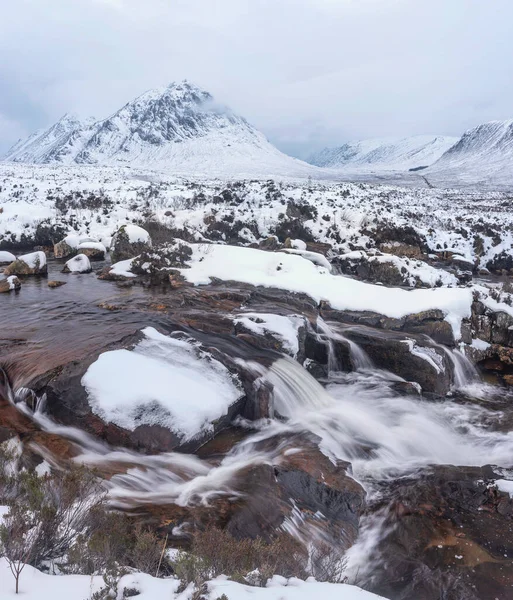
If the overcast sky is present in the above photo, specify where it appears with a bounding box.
[1,0,512,157]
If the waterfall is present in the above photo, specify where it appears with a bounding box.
[316,318,374,371]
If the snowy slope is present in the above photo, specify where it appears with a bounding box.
[2,81,319,178]
[4,114,97,164]
[309,135,458,171]
[427,119,513,187]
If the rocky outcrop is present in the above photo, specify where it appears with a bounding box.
[152,433,365,554]
[111,224,152,263]
[365,465,513,600]
[340,325,452,394]
[3,251,47,276]
[321,305,455,347]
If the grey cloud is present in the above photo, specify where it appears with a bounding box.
[1,0,513,157]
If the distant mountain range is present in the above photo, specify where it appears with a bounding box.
[3,82,513,187]
[308,135,458,171]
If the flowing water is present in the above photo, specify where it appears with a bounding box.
[2,260,513,592]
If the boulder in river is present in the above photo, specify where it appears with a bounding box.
[3,251,47,276]
[0,275,21,293]
[62,254,92,274]
[36,327,247,453]
[111,224,151,263]
[77,241,106,261]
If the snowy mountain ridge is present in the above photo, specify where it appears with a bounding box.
[426,119,513,181]
[3,81,318,178]
[309,135,459,171]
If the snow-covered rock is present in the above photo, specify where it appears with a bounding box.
[54,234,82,259]
[3,251,47,275]
[176,243,472,339]
[81,327,244,442]
[0,251,16,265]
[62,254,92,273]
[111,224,151,263]
[0,275,21,293]
[77,240,106,260]
[233,313,307,357]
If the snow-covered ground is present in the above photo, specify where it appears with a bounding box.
[1,163,512,270]
[0,559,386,600]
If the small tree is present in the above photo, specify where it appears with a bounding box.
[0,504,38,593]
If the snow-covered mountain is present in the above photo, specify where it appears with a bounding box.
[4,114,97,164]
[3,81,318,178]
[309,135,458,171]
[427,120,513,187]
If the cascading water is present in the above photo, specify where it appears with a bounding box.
[4,301,513,593]
[316,318,374,371]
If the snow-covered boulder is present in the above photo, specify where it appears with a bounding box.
[0,275,21,293]
[41,327,245,452]
[77,241,106,261]
[62,254,92,274]
[98,258,137,281]
[3,251,47,275]
[0,251,16,266]
[111,224,151,263]
[54,234,81,259]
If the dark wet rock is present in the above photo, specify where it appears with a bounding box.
[303,359,329,380]
[341,325,452,394]
[0,276,21,293]
[336,252,407,287]
[129,242,193,285]
[365,465,513,600]
[47,280,66,288]
[4,251,47,276]
[321,305,455,347]
[391,381,422,396]
[155,434,365,552]
[471,300,513,348]
[111,224,152,263]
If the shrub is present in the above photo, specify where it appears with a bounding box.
[171,526,306,589]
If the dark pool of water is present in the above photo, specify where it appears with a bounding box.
[0,258,172,386]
